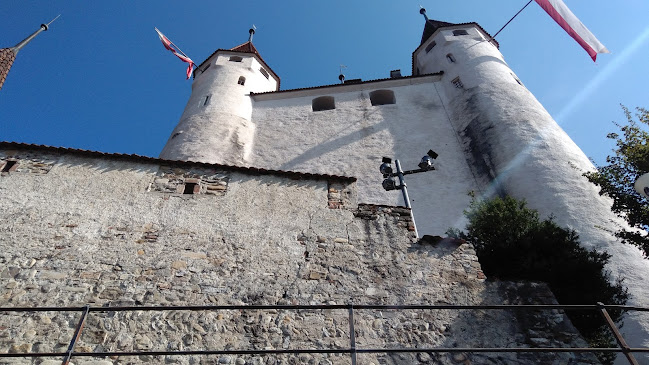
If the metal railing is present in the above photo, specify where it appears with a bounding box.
[1,303,648,365]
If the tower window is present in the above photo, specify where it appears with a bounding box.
[312,96,335,112]
[259,67,270,79]
[201,95,211,106]
[200,63,211,73]
[511,73,523,86]
[446,54,456,63]
[229,56,243,62]
[238,76,246,85]
[182,179,200,194]
[451,77,464,89]
[425,41,436,53]
[369,90,396,106]
[1,160,17,173]
[453,29,469,36]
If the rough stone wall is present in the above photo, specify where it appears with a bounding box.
[0,148,597,364]
[0,48,16,91]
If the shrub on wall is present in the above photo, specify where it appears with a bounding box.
[449,196,628,364]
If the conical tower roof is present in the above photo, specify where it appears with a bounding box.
[420,19,457,45]
[229,41,259,56]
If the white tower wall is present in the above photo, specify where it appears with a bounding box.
[159,51,278,165]
[416,25,649,352]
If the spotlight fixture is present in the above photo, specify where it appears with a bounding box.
[380,157,393,176]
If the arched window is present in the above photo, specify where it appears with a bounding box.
[369,90,396,106]
[238,76,246,85]
[446,53,456,63]
[229,56,243,62]
[453,29,469,36]
[312,96,335,112]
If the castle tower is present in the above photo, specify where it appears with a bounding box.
[159,29,279,165]
[414,9,649,348]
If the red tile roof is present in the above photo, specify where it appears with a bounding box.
[250,72,443,96]
[0,141,355,182]
[0,48,17,91]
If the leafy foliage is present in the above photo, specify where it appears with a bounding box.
[584,106,649,257]
[451,196,628,363]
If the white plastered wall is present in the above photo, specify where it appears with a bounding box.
[250,77,479,236]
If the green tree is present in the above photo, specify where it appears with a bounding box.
[450,196,628,363]
[584,106,649,257]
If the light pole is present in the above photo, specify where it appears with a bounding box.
[380,150,438,238]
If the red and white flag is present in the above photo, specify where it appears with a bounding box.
[534,0,609,61]
[154,27,195,79]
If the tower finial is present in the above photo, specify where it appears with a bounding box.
[338,64,347,84]
[419,6,429,22]
[12,15,60,52]
[248,25,256,42]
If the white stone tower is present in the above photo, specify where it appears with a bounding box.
[414,9,649,351]
[159,28,279,165]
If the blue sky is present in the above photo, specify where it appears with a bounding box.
[1,1,648,165]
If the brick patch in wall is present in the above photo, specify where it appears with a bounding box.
[149,165,229,196]
[327,181,355,209]
[0,151,57,175]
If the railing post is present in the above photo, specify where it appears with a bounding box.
[596,302,638,365]
[348,304,357,365]
[62,305,90,365]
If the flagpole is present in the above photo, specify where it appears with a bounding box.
[490,0,534,40]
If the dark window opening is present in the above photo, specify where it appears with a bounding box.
[425,41,436,53]
[453,29,469,36]
[369,90,396,106]
[1,160,17,172]
[202,95,211,106]
[229,56,243,62]
[238,76,246,85]
[259,67,270,79]
[451,77,464,89]
[312,96,335,112]
[446,53,456,63]
[183,182,198,194]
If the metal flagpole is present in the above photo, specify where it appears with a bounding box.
[12,14,61,52]
[490,0,534,40]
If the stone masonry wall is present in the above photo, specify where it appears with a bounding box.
[0,148,596,364]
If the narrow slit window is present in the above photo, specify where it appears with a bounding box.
[312,96,335,112]
[229,56,243,62]
[451,77,464,89]
[259,67,270,79]
[511,73,523,85]
[425,41,436,53]
[238,76,246,85]
[453,29,469,36]
[446,53,456,63]
[369,90,396,106]
[1,160,17,172]
[183,182,199,194]
[201,95,211,106]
